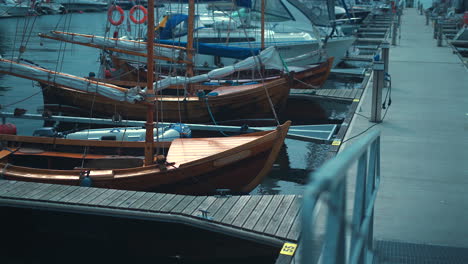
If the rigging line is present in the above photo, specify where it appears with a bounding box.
[19,16,39,61]
[237,13,280,126]
[1,90,42,108]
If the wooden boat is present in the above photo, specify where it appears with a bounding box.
[0,121,290,194]
[104,55,334,90]
[0,0,292,195]
[39,75,291,123]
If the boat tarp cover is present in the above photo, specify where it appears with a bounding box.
[0,47,283,100]
[157,39,260,59]
[0,58,143,103]
[153,46,284,91]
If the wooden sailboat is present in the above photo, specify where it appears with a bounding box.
[0,0,291,194]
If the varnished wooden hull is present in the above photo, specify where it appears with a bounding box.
[0,122,290,194]
[40,77,291,123]
[290,57,334,89]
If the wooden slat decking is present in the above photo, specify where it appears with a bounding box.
[291,88,364,100]
[0,180,301,247]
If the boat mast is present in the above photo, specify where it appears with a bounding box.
[185,0,194,94]
[261,0,265,49]
[186,0,194,81]
[144,0,156,166]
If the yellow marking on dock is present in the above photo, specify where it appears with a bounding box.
[280,243,297,256]
[332,140,342,146]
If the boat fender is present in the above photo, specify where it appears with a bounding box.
[0,123,17,135]
[207,92,218,97]
[129,5,148,24]
[169,123,192,138]
[108,5,125,26]
[79,170,92,187]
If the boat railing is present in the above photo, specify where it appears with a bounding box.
[301,129,381,264]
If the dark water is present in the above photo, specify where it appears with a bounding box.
[0,13,356,195]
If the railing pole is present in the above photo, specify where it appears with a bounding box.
[370,61,384,123]
[381,42,390,88]
[433,17,438,39]
[391,19,398,45]
[425,10,429,25]
[437,17,443,47]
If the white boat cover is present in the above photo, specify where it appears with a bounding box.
[0,57,144,103]
[153,46,285,92]
[0,46,284,101]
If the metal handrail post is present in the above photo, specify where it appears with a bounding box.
[391,19,398,45]
[437,17,443,47]
[370,61,384,123]
[381,42,390,88]
[301,130,381,264]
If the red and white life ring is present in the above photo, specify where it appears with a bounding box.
[108,5,125,26]
[129,5,148,24]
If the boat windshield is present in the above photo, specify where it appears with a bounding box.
[238,0,334,26]
[287,0,335,26]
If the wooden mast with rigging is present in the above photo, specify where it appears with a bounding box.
[261,0,265,49]
[144,0,156,165]
[186,0,195,86]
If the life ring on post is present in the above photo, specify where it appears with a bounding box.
[108,5,125,26]
[129,5,148,24]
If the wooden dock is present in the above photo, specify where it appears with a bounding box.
[0,180,301,261]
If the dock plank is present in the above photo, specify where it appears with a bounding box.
[108,191,138,207]
[28,183,62,200]
[170,195,197,213]
[137,193,166,210]
[212,196,240,221]
[242,195,274,230]
[38,185,74,201]
[48,186,81,202]
[117,191,146,208]
[287,213,302,240]
[22,183,53,199]
[275,197,302,238]
[128,192,157,209]
[74,188,106,204]
[150,194,177,211]
[191,196,217,218]
[57,186,90,203]
[6,181,39,198]
[221,196,251,225]
[66,187,99,204]
[181,196,208,215]
[85,189,118,205]
[253,195,285,233]
[97,190,127,207]
[232,196,262,227]
[0,181,25,196]
[264,195,296,236]
[158,194,185,212]
[205,196,229,216]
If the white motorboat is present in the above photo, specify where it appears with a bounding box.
[150,0,355,68]
[0,0,35,17]
[55,0,106,12]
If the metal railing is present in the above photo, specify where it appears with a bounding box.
[301,129,381,264]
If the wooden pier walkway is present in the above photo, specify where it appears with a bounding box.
[0,180,301,248]
[342,8,468,262]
